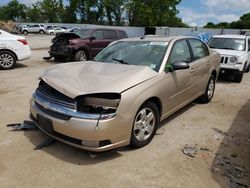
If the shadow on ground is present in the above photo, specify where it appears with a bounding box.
[211,100,250,188]
[20,101,196,165]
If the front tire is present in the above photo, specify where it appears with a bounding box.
[0,51,16,70]
[74,50,88,61]
[39,30,44,34]
[130,102,159,148]
[199,74,216,103]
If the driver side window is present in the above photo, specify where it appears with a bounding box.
[168,40,191,64]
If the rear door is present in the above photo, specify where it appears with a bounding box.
[187,39,211,94]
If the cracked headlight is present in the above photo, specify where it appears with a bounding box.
[76,93,121,118]
[229,56,238,63]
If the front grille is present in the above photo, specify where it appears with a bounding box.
[37,80,75,109]
[220,56,228,64]
[35,101,71,120]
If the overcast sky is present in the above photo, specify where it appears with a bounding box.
[1,0,250,27]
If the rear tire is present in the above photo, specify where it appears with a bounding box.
[39,30,44,34]
[130,101,159,148]
[199,74,216,103]
[74,50,88,61]
[245,64,250,73]
[0,51,16,70]
[235,72,243,83]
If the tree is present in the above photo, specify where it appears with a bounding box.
[0,0,27,21]
[125,0,185,27]
[26,2,42,22]
[203,22,216,28]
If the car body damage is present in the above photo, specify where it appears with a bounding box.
[30,36,220,152]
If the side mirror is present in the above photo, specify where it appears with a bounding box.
[89,36,96,41]
[166,62,190,72]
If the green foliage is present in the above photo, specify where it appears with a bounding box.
[0,0,186,27]
[0,0,27,21]
[203,13,250,29]
[125,0,184,27]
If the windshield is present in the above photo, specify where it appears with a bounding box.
[95,41,169,71]
[208,38,246,51]
[74,29,91,38]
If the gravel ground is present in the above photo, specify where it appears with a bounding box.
[0,50,249,188]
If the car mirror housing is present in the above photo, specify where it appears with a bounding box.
[172,61,190,71]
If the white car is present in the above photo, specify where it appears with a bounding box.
[208,35,250,82]
[0,29,31,70]
[46,28,66,35]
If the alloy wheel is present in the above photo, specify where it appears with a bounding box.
[0,53,14,68]
[133,108,156,141]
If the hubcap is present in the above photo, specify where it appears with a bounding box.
[207,79,215,99]
[0,54,14,68]
[79,52,87,61]
[133,108,155,141]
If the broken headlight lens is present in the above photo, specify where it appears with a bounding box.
[76,93,121,116]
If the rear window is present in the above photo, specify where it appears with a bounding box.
[103,30,116,39]
[117,30,128,39]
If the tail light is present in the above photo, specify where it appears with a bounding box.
[18,39,28,45]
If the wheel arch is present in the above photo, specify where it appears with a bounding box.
[76,48,89,59]
[0,49,18,60]
[143,97,162,119]
[211,69,217,79]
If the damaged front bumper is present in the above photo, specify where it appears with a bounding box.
[29,96,132,152]
[49,46,74,58]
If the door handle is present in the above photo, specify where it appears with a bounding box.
[190,68,195,73]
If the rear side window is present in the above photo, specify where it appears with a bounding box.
[103,30,116,39]
[189,39,209,60]
[116,30,128,39]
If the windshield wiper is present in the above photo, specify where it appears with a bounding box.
[112,58,129,65]
[223,47,235,50]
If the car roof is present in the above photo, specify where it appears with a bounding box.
[118,35,198,42]
[212,34,246,39]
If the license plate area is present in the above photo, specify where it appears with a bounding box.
[37,114,54,133]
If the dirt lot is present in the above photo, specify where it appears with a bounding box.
[0,49,249,188]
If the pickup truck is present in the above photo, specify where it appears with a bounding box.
[208,34,250,82]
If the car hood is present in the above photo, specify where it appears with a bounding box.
[40,61,158,99]
[213,49,247,57]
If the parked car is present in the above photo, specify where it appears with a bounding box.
[22,24,45,35]
[46,27,66,35]
[208,35,250,82]
[48,28,128,61]
[0,29,31,70]
[67,27,80,33]
[30,36,220,152]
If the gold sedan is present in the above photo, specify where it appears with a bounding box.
[30,36,220,152]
